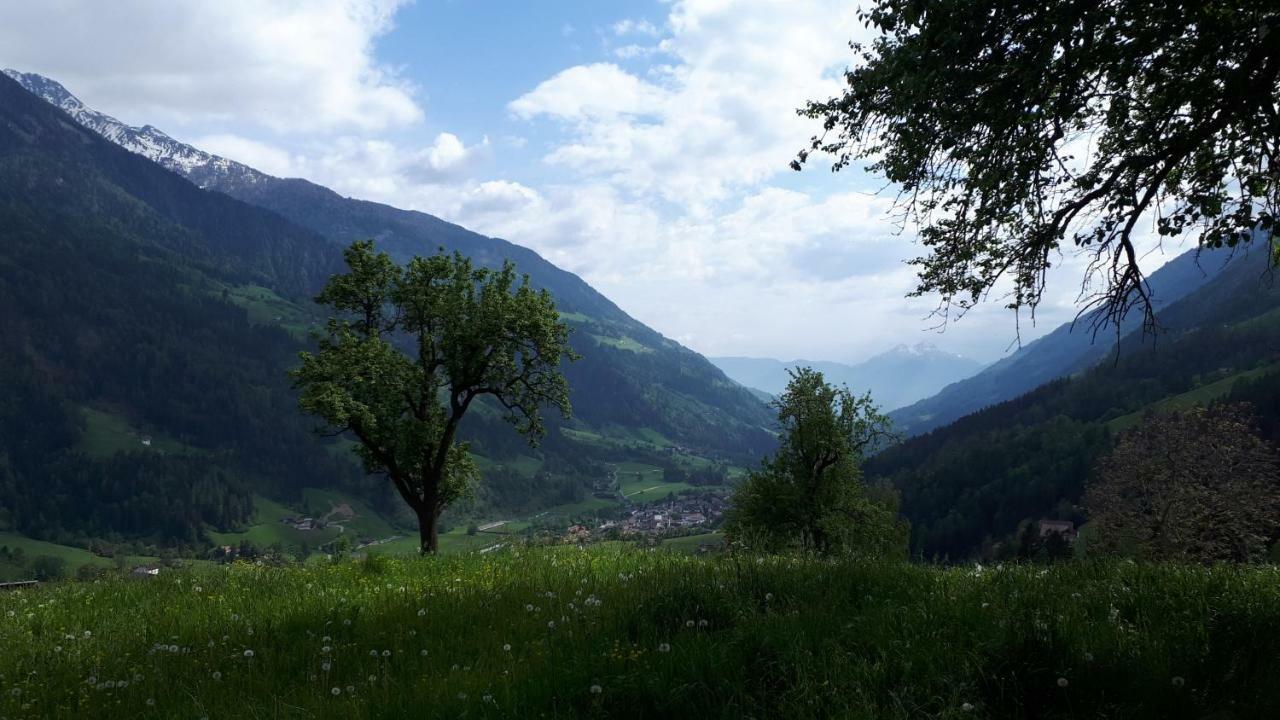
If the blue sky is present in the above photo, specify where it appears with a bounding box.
[0,0,1184,363]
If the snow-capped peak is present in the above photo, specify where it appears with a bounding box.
[3,69,265,188]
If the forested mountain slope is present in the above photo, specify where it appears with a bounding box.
[0,71,773,551]
[0,72,364,547]
[7,69,774,462]
[867,248,1280,559]
[889,248,1239,435]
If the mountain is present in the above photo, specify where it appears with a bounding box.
[865,245,1280,560]
[711,342,984,411]
[0,70,363,547]
[888,247,1239,436]
[7,69,774,463]
[0,70,773,552]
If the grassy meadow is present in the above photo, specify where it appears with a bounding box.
[2,550,1279,719]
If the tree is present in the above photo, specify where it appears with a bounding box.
[795,1,1279,332]
[292,240,575,554]
[1084,403,1280,562]
[727,368,906,556]
[28,554,65,581]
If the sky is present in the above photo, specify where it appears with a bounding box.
[0,0,1189,364]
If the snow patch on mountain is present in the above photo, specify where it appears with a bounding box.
[3,69,265,189]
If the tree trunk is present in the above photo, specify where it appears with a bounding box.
[417,507,440,555]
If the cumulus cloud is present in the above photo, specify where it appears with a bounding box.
[0,0,421,132]
[508,64,668,121]
[510,0,870,209]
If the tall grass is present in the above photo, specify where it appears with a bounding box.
[1,550,1277,718]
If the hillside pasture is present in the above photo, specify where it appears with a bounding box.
[0,552,1277,718]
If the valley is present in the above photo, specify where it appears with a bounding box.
[1,2,1279,716]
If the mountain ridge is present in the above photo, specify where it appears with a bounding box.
[7,69,775,461]
[711,342,984,411]
[888,247,1243,436]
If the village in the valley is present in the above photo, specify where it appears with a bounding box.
[249,460,734,562]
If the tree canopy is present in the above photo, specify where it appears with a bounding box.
[796,0,1279,331]
[727,368,905,556]
[292,241,575,553]
[1084,403,1280,562]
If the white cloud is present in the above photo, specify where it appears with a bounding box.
[508,64,668,121]
[612,19,660,37]
[194,134,300,177]
[0,0,421,132]
[511,0,870,211]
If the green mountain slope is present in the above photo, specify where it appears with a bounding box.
[866,248,1280,559]
[0,71,773,553]
[7,70,773,462]
[888,248,1241,435]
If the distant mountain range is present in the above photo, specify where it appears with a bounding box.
[0,69,773,549]
[711,342,985,411]
[888,247,1241,436]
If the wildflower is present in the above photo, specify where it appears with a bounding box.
[87,676,98,685]
[83,630,92,638]
[212,672,222,681]
[243,649,255,659]
[590,684,603,694]
[699,619,708,627]
[146,698,156,706]
[686,620,695,628]
[368,675,377,682]
[169,644,179,653]
[418,608,426,617]
[331,687,341,696]
[525,604,534,612]
[1172,676,1185,687]
[1057,677,1069,688]
[54,645,62,653]
[133,673,143,682]
[658,643,671,653]
[420,649,428,657]
[382,650,392,658]
[322,662,332,671]
[483,693,494,703]
[370,650,379,657]
[322,646,332,654]
[346,685,355,693]
[765,593,773,602]
[194,586,203,593]
[1084,653,1094,662]
[502,644,511,652]
[548,621,556,630]
[961,702,974,712]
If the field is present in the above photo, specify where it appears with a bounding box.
[1107,361,1280,432]
[617,462,697,503]
[1,551,1278,719]
[0,533,159,581]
